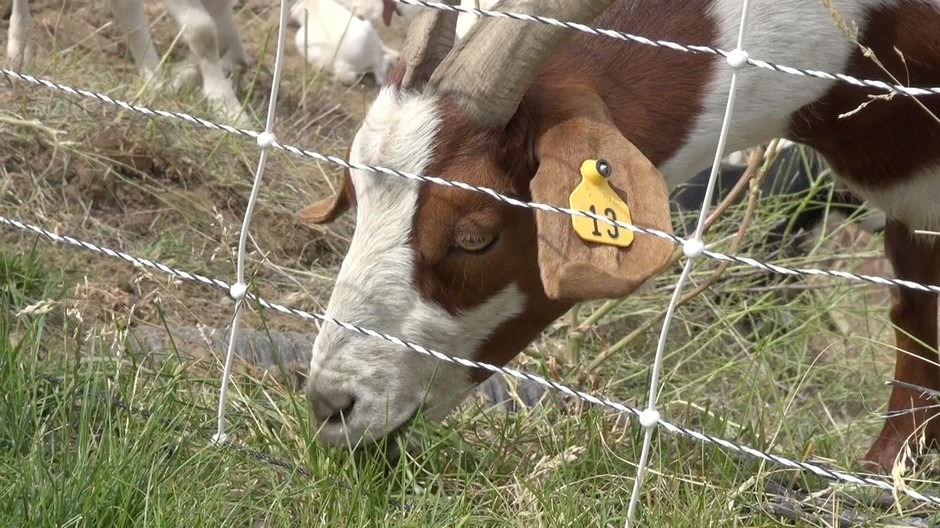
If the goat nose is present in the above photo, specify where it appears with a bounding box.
[306,383,356,425]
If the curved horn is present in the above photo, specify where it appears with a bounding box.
[428,0,615,128]
[398,0,459,89]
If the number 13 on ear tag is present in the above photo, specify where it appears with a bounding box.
[569,159,636,248]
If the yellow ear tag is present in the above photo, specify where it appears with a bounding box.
[569,159,635,248]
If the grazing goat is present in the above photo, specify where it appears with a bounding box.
[5,0,250,125]
[291,0,399,86]
[299,0,940,473]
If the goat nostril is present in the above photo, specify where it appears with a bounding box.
[307,382,357,425]
[326,398,356,424]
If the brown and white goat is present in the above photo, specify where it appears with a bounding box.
[6,0,250,125]
[299,0,940,472]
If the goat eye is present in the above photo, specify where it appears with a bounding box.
[454,232,500,254]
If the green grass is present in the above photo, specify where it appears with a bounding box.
[1,236,939,527]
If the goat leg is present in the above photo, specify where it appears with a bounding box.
[864,220,940,473]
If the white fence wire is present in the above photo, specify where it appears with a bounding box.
[213,0,292,448]
[3,213,940,510]
[3,0,940,524]
[626,0,753,522]
[393,0,940,97]
[4,67,938,295]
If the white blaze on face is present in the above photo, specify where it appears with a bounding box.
[307,89,526,444]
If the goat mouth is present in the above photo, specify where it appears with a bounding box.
[386,407,419,442]
[326,399,356,426]
[369,407,420,462]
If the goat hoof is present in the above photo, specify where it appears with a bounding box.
[221,54,250,78]
[170,62,201,91]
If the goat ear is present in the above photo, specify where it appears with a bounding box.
[529,116,675,301]
[298,172,356,224]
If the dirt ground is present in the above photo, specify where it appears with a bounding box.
[0,0,416,337]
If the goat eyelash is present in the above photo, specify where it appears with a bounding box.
[451,233,501,255]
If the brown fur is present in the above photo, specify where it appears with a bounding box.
[530,0,718,165]
[411,89,676,377]
[306,0,940,472]
[411,99,569,380]
[401,0,716,389]
[788,3,940,187]
[787,2,940,471]
[297,171,356,223]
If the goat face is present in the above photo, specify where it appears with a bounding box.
[301,90,536,445]
[299,0,674,447]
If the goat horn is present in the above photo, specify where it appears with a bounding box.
[428,0,615,128]
[399,0,459,90]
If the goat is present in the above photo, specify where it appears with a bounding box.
[298,0,940,473]
[331,0,422,25]
[291,0,399,86]
[332,0,495,39]
[456,0,498,40]
[5,0,250,125]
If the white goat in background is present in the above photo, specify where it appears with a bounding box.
[330,0,422,25]
[330,0,496,40]
[456,0,497,40]
[291,0,399,86]
[5,0,251,126]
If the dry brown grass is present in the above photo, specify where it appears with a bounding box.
[0,0,417,333]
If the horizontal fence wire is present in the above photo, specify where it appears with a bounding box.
[4,67,940,297]
[393,0,940,97]
[3,212,939,507]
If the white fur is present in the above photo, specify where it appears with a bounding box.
[331,0,385,21]
[658,0,905,186]
[328,0,493,38]
[6,0,250,126]
[291,0,399,85]
[724,139,795,166]
[307,90,526,444]
[332,0,423,22]
[846,164,940,231]
[456,0,499,41]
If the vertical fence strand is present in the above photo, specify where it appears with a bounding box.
[624,0,754,525]
[213,0,292,445]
